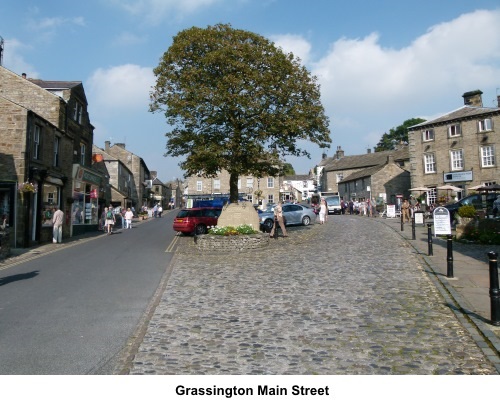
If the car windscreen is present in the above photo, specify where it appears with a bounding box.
[177,210,201,218]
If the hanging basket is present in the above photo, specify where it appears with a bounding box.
[18,182,37,193]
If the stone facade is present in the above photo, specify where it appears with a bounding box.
[408,90,500,205]
[186,169,281,205]
[194,233,269,252]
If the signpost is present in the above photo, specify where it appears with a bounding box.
[433,207,451,236]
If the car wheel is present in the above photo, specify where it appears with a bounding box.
[195,224,207,235]
[263,218,274,232]
[302,216,311,226]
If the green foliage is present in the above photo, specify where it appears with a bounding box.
[208,224,258,236]
[374,118,426,152]
[281,163,296,176]
[150,23,331,202]
[457,205,476,218]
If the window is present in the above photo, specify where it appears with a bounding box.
[424,153,436,173]
[41,183,60,227]
[196,181,202,191]
[33,125,42,160]
[80,143,86,165]
[213,179,220,190]
[53,137,60,167]
[246,178,253,188]
[267,177,274,188]
[267,194,274,204]
[481,146,495,167]
[237,179,241,189]
[448,124,461,137]
[422,129,434,142]
[450,149,464,171]
[427,187,437,205]
[73,101,83,124]
[478,118,493,132]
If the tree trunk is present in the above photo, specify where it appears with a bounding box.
[229,172,239,203]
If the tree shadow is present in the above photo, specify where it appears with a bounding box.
[0,271,40,286]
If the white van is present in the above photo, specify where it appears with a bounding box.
[325,195,342,214]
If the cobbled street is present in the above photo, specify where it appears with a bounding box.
[129,215,497,375]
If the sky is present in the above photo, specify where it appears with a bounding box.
[1,0,500,183]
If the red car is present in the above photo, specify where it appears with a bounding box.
[173,207,222,235]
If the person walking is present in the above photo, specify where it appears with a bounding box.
[402,199,411,223]
[270,201,287,237]
[158,204,163,218]
[105,206,115,235]
[124,207,134,229]
[52,206,64,243]
[319,198,327,224]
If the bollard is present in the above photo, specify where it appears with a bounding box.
[446,234,453,278]
[401,212,404,231]
[411,216,416,240]
[427,223,433,256]
[487,252,500,326]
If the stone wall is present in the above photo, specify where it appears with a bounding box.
[194,233,269,252]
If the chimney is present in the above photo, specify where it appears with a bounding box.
[150,171,157,179]
[462,90,483,107]
[104,141,110,151]
[22,73,27,79]
[367,148,371,154]
[322,152,327,159]
[387,155,394,164]
[335,146,344,160]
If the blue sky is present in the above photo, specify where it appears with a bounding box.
[2,0,500,183]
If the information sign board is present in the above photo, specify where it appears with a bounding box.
[387,205,396,218]
[414,211,424,225]
[433,207,451,235]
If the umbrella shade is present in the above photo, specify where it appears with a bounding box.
[408,187,431,192]
[476,184,500,192]
[467,184,485,190]
[437,185,462,192]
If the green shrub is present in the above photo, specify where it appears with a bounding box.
[208,224,258,236]
[457,205,476,218]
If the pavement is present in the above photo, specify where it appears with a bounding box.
[1,212,499,374]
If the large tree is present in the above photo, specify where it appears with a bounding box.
[374,118,426,152]
[150,23,331,202]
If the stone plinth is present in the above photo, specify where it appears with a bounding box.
[217,201,260,231]
[194,233,269,252]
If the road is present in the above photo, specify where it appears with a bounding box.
[0,212,178,374]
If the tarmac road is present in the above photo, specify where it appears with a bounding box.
[0,212,177,374]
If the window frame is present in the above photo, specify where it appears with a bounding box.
[53,136,60,167]
[422,129,434,142]
[448,123,461,137]
[450,149,464,171]
[33,125,42,160]
[423,153,436,174]
[196,181,202,192]
[481,145,496,167]
[80,143,86,166]
[267,177,274,188]
[478,118,493,132]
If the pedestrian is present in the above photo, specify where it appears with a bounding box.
[52,206,64,243]
[153,204,158,218]
[158,204,163,218]
[105,206,115,235]
[348,200,354,215]
[121,208,127,229]
[319,198,327,224]
[124,207,134,229]
[340,199,345,215]
[402,199,411,223]
[493,195,500,217]
[270,201,288,237]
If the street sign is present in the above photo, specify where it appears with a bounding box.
[433,207,451,235]
[414,211,424,225]
[387,205,396,218]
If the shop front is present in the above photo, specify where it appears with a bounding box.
[71,166,103,236]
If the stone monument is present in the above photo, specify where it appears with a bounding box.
[216,201,261,231]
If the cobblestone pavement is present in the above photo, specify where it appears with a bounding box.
[127,215,498,375]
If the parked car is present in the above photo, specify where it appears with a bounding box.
[259,203,316,232]
[444,192,499,221]
[173,207,222,235]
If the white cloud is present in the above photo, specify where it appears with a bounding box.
[307,9,500,154]
[270,34,312,65]
[109,0,224,24]
[1,38,39,78]
[112,32,148,46]
[87,64,155,112]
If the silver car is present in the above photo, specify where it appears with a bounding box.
[259,203,316,232]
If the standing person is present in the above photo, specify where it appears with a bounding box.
[270,201,288,237]
[105,206,115,235]
[319,198,327,224]
[153,204,158,218]
[124,207,134,229]
[366,198,372,217]
[52,206,64,243]
[348,200,354,215]
[340,199,345,215]
[158,204,163,218]
[402,199,411,223]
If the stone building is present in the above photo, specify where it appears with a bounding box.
[185,170,281,206]
[151,172,168,210]
[408,90,500,206]
[317,145,410,199]
[0,66,104,245]
[282,175,316,202]
[338,155,410,208]
[102,141,152,209]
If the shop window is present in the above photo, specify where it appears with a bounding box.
[33,125,42,160]
[72,181,98,225]
[42,183,60,227]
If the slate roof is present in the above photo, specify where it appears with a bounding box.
[409,105,500,129]
[284,174,311,181]
[323,146,409,172]
[28,79,82,90]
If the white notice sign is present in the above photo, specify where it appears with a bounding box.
[414,211,424,225]
[433,207,451,236]
[387,205,396,218]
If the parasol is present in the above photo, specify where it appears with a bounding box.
[436,185,462,192]
[408,187,431,192]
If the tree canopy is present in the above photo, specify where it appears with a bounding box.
[150,23,331,201]
[374,118,426,152]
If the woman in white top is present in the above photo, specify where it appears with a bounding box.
[319,199,327,224]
